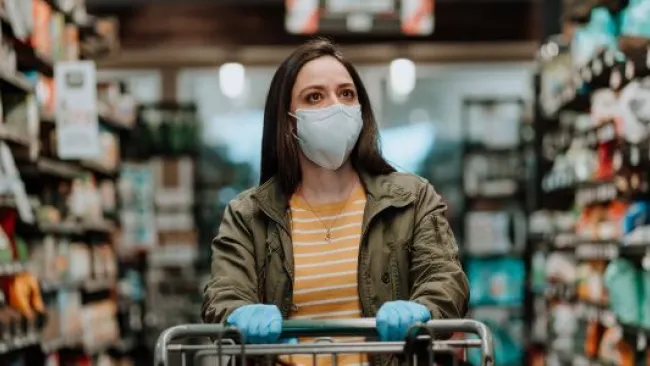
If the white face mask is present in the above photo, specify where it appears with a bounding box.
[291,103,363,170]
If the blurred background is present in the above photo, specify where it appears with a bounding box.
[1,0,650,365]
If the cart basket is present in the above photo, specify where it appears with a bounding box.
[154,318,494,366]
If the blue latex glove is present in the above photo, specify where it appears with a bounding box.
[376,301,431,341]
[226,304,282,344]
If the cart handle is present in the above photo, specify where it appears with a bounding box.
[154,318,493,366]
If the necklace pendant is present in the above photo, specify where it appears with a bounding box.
[325,231,331,242]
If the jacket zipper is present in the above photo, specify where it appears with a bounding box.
[255,204,296,316]
[259,249,272,302]
[358,204,381,318]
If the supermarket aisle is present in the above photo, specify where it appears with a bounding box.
[529,1,650,364]
[0,0,150,364]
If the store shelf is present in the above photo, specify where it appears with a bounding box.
[18,157,84,180]
[0,68,33,93]
[40,336,83,354]
[0,261,30,276]
[41,277,114,293]
[81,219,115,233]
[22,219,115,237]
[0,333,42,355]
[0,1,137,365]
[80,160,118,178]
[574,240,620,260]
[99,111,134,132]
[535,27,650,364]
[0,126,33,147]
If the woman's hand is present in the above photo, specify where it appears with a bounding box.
[226,304,283,344]
[376,300,431,341]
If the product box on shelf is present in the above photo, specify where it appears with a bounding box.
[96,129,120,171]
[2,92,39,144]
[81,300,119,350]
[118,163,155,210]
[97,82,137,127]
[156,210,197,248]
[91,244,117,282]
[155,211,194,232]
[23,72,55,116]
[158,229,198,249]
[63,23,79,61]
[119,210,157,253]
[31,0,52,59]
[50,11,65,62]
[464,210,527,256]
[0,38,17,75]
[148,244,198,268]
[152,157,194,209]
[65,243,91,284]
[69,175,104,223]
[56,290,83,340]
[29,235,62,283]
[4,0,33,41]
[99,180,116,215]
[76,129,120,173]
[95,17,120,54]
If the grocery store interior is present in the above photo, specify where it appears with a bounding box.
[1,0,650,365]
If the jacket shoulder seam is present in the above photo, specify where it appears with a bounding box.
[383,172,430,198]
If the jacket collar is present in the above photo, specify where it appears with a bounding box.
[251,170,416,231]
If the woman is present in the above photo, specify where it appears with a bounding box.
[202,38,469,353]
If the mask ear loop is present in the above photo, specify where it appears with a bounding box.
[287,112,301,141]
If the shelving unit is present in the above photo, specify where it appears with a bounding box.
[459,97,534,365]
[0,0,140,365]
[531,3,650,363]
[116,102,201,352]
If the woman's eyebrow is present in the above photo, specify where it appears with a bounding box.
[298,82,355,95]
[298,84,325,94]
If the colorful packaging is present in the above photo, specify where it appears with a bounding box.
[467,258,525,306]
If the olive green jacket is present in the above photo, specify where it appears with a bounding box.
[202,171,469,326]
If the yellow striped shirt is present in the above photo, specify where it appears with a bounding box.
[286,183,367,366]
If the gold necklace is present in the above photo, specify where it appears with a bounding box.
[298,184,356,243]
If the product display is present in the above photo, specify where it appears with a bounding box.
[467,309,525,365]
[467,257,526,306]
[11,0,650,364]
[459,97,533,365]
[0,0,142,364]
[535,0,650,364]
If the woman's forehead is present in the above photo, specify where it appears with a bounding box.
[294,56,353,88]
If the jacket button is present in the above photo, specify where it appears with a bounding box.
[381,272,390,284]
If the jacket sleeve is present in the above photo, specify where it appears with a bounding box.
[202,200,260,324]
[409,181,469,320]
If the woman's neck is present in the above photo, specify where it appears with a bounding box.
[299,161,359,205]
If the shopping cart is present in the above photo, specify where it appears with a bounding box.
[154,318,494,366]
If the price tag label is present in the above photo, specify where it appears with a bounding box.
[576,243,619,259]
[55,61,101,159]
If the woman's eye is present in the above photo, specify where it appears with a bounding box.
[306,93,322,103]
[341,89,356,99]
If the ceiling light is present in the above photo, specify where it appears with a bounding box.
[219,62,246,99]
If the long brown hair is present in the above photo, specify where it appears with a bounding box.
[259,38,395,196]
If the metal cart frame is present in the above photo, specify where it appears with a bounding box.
[154,319,494,366]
